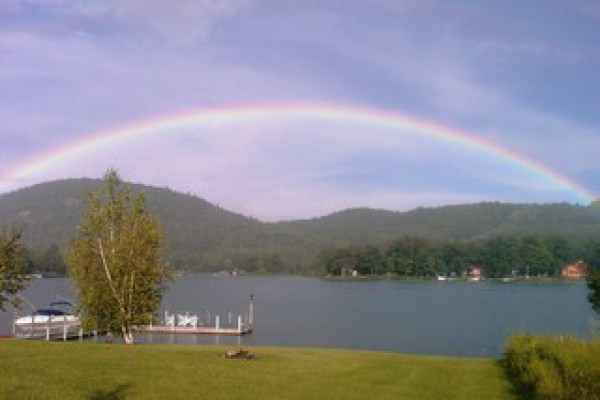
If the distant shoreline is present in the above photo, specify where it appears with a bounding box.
[28,272,589,284]
[320,275,588,283]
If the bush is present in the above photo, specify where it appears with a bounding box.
[504,335,600,400]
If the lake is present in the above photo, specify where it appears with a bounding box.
[1,275,596,357]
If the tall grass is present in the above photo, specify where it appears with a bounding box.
[504,335,600,400]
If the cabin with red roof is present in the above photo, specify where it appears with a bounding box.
[561,260,589,278]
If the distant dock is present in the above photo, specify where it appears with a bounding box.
[143,294,255,337]
[144,324,252,336]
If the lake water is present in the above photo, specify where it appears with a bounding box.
[1,275,596,357]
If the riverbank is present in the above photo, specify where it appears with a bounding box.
[0,340,518,400]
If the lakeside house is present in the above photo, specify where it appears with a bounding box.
[467,265,487,280]
[561,260,589,278]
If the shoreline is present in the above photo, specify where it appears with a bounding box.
[320,274,588,283]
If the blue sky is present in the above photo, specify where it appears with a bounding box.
[1,0,599,220]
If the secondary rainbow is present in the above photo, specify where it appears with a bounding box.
[0,102,595,203]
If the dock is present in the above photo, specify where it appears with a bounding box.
[143,325,253,336]
[142,294,255,336]
[12,294,256,339]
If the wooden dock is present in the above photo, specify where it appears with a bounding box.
[143,325,253,336]
[143,294,255,336]
[13,294,256,339]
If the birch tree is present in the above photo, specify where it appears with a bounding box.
[69,170,168,344]
[0,228,26,311]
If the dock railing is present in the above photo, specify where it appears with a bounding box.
[146,294,255,336]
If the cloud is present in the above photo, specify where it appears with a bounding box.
[3,0,256,47]
[76,0,255,46]
[2,1,598,217]
[288,3,598,178]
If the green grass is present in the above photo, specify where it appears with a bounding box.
[504,335,600,400]
[0,340,518,400]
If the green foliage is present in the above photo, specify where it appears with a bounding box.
[321,234,590,278]
[481,236,520,278]
[0,228,26,311]
[319,245,386,276]
[504,335,600,400]
[588,268,600,315]
[68,170,169,343]
[587,244,600,313]
[386,236,432,276]
[23,243,67,276]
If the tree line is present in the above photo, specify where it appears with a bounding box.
[318,235,598,278]
[13,231,600,279]
[23,243,67,276]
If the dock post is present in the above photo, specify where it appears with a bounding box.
[238,315,242,333]
[12,309,16,337]
[249,293,254,327]
[79,327,83,341]
[46,315,51,341]
[63,315,67,341]
[215,315,220,330]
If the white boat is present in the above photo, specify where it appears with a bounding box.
[14,301,80,339]
[436,275,447,281]
[15,308,79,328]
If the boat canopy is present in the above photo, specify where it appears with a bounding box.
[49,300,73,307]
[34,309,68,316]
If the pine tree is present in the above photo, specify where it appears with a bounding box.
[0,228,26,311]
[587,244,600,314]
[68,170,169,343]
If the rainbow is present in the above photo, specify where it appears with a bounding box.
[0,102,595,203]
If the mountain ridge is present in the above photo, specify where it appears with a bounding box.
[1,179,599,272]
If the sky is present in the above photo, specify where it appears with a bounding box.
[1,0,599,221]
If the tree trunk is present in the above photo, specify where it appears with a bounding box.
[122,326,134,344]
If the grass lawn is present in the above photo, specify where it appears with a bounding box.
[0,340,519,400]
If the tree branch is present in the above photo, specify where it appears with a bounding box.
[97,238,126,314]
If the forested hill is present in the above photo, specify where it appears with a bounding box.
[1,179,599,273]
[278,202,600,246]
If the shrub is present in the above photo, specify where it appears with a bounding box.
[504,335,600,400]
